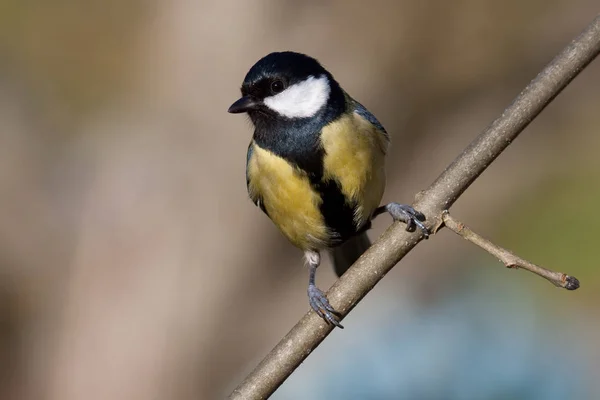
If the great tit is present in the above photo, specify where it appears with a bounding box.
[228,51,428,328]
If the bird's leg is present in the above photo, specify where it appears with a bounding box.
[373,203,430,239]
[305,250,343,328]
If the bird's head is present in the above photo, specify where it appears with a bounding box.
[228,52,343,124]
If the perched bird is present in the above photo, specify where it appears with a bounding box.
[228,52,428,328]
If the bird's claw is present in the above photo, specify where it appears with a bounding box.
[308,285,343,328]
[385,203,429,239]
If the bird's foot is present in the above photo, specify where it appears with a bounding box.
[308,284,343,328]
[375,203,429,238]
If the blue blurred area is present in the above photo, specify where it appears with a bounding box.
[275,268,591,400]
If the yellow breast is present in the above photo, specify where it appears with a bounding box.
[320,112,388,228]
[247,143,330,250]
[247,111,388,251]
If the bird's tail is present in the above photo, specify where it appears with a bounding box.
[330,232,372,277]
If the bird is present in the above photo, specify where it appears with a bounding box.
[228,51,429,328]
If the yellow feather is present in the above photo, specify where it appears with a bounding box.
[247,142,329,250]
[320,112,388,227]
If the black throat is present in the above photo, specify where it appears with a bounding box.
[250,78,345,180]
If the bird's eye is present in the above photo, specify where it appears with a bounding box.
[270,80,285,94]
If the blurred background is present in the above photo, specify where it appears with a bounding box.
[0,1,598,399]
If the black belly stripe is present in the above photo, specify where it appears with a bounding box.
[314,179,358,245]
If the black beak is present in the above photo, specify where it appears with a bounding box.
[228,96,260,114]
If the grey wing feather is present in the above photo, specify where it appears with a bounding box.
[353,101,389,140]
[246,143,268,215]
[245,142,253,189]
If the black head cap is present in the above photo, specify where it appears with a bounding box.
[228,51,344,118]
[242,51,328,95]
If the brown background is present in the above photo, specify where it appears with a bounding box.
[0,1,599,399]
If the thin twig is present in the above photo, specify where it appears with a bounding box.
[442,211,580,290]
[230,15,600,400]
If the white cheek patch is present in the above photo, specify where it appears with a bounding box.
[263,75,330,118]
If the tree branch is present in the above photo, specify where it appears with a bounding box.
[229,15,600,400]
[442,211,580,290]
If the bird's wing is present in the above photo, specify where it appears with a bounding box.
[352,100,389,141]
[246,142,268,215]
